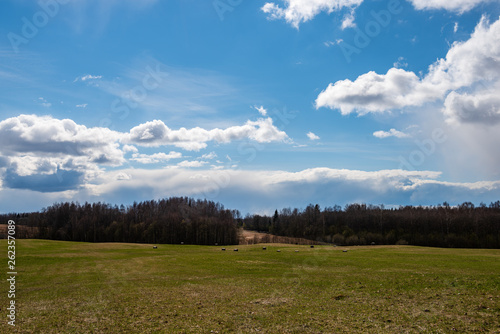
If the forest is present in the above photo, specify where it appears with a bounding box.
[1,197,499,248]
[245,202,500,248]
[1,197,238,245]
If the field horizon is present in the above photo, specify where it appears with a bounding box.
[1,239,499,333]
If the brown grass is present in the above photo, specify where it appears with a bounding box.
[239,230,318,245]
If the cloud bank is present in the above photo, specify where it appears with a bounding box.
[2,166,499,214]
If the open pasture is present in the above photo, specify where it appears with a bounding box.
[1,240,499,333]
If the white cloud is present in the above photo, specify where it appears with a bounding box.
[261,0,363,29]
[116,172,131,181]
[393,57,408,69]
[443,89,500,124]
[307,132,320,140]
[254,105,268,116]
[316,16,500,119]
[177,160,208,168]
[316,68,434,115]
[201,152,217,160]
[125,117,290,151]
[131,151,182,164]
[0,114,124,192]
[341,10,356,30]
[74,74,102,82]
[38,97,51,108]
[324,39,343,47]
[409,0,493,13]
[122,145,138,153]
[454,22,459,33]
[373,128,410,139]
[0,114,124,166]
[76,103,88,108]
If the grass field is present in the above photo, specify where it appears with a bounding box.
[1,240,499,333]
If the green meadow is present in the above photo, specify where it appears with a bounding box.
[1,240,499,333]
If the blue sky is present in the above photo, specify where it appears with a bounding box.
[1,0,500,214]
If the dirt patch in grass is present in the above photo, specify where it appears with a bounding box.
[239,230,318,245]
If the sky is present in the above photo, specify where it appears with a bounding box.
[1,0,500,215]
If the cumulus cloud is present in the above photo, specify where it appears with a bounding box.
[125,117,290,151]
[0,114,125,192]
[0,115,124,165]
[0,114,124,165]
[409,0,493,13]
[443,88,500,125]
[307,132,320,140]
[316,16,500,121]
[373,128,410,139]
[261,0,363,28]
[316,68,435,114]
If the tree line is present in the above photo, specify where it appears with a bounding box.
[0,197,238,245]
[243,202,500,248]
[1,198,499,248]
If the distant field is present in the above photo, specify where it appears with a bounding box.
[0,224,38,239]
[0,240,499,333]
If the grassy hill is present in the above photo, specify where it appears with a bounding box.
[1,240,499,333]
